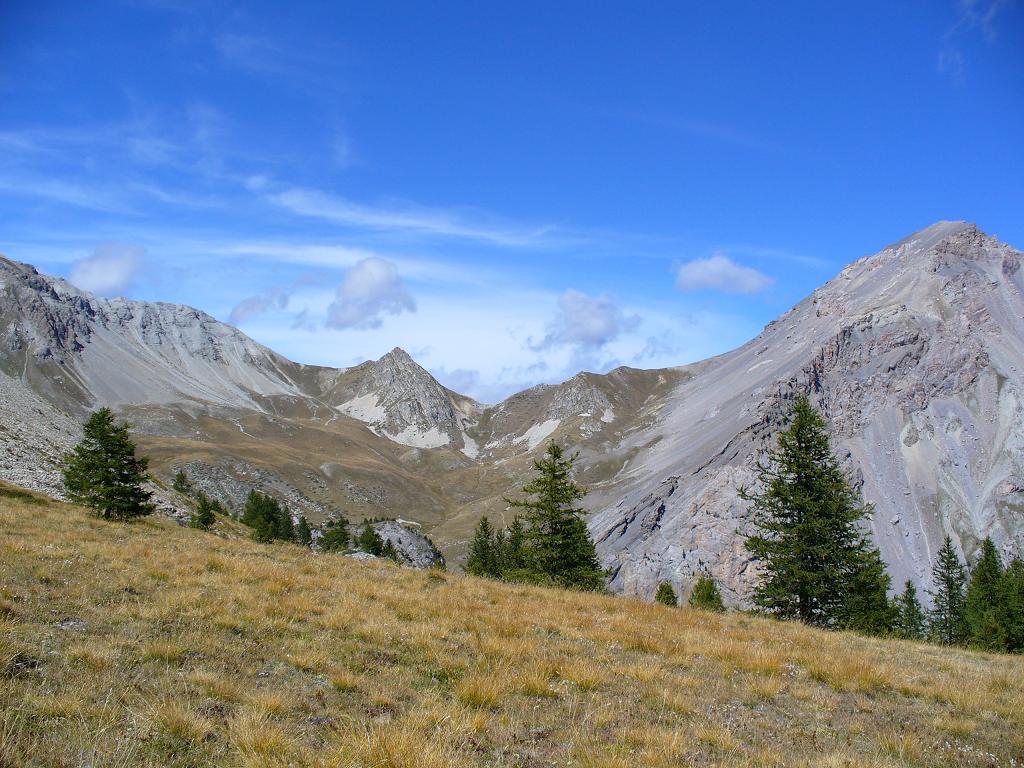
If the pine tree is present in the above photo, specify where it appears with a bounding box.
[296,516,312,547]
[241,490,292,543]
[357,523,386,556]
[62,408,154,520]
[172,469,191,494]
[965,537,1005,651]
[319,517,350,552]
[505,440,605,591]
[928,536,968,646]
[892,580,927,640]
[190,491,216,530]
[467,516,501,577]
[500,516,528,574]
[655,582,678,606]
[688,573,725,612]
[999,558,1024,653]
[837,547,895,635]
[274,505,294,542]
[381,539,400,562]
[740,395,890,629]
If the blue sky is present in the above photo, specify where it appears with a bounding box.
[1,1,1021,402]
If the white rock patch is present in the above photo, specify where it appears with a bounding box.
[515,418,561,450]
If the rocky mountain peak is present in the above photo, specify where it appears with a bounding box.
[332,347,476,452]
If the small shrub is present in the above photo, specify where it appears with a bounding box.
[655,582,678,606]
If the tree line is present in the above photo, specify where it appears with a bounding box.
[737,394,1024,652]
[62,408,398,560]
[61,403,1024,655]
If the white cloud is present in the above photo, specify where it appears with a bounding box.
[228,288,289,325]
[325,257,416,330]
[675,253,773,294]
[535,289,640,350]
[68,242,144,296]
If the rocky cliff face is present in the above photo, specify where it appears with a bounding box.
[590,222,1024,603]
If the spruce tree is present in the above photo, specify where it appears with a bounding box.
[62,408,154,520]
[655,582,678,606]
[296,516,312,547]
[892,580,927,640]
[242,490,291,543]
[965,537,1005,651]
[688,573,725,612]
[999,558,1024,653]
[927,536,968,646]
[190,492,216,530]
[505,440,605,591]
[500,516,528,574]
[837,548,895,635]
[357,523,386,556]
[172,469,191,494]
[467,516,501,577]
[740,395,890,629]
[319,517,350,552]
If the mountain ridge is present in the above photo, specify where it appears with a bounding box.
[2,219,1023,603]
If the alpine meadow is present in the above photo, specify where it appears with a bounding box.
[2,2,1023,767]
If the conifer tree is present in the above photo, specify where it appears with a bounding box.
[740,395,890,629]
[655,582,678,606]
[965,537,1005,651]
[467,516,501,577]
[319,517,350,552]
[274,505,294,542]
[928,536,968,646]
[296,515,312,547]
[380,538,400,562]
[505,441,605,591]
[241,490,292,543]
[999,558,1024,653]
[837,548,895,635]
[892,580,927,640]
[688,573,725,612]
[172,469,191,494]
[190,491,216,530]
[500,516,528,574]
[357,523,386,556]
[62,408,154,520]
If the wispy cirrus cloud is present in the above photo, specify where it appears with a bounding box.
[268,187,560,247]
[938,0,1015,82]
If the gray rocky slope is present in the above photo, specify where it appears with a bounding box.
[2,221,1023,601]
[589,221,1024,603]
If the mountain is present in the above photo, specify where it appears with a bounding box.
[589,221,1024,601]
[1,220,1022,603]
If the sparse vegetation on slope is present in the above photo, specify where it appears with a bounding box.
[2,482,1023,767]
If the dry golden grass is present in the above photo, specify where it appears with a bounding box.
[2,482,1023,767]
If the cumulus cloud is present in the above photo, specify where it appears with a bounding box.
[228,288,289,325]
[675,253,773,294]
[534,289,640,351]
[325,257,416,330]
[69,242,143,296]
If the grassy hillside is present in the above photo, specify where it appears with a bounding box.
[1,483,1022,767]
